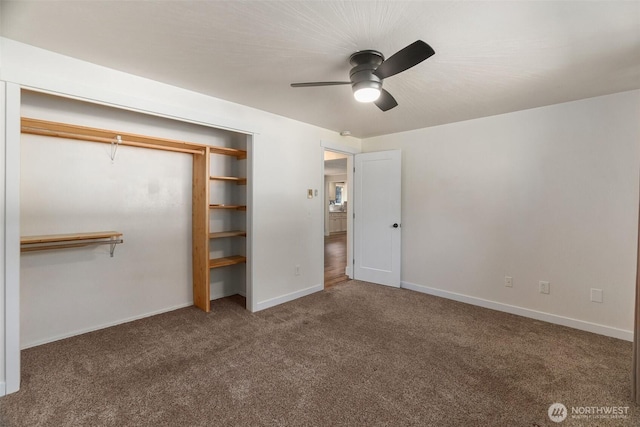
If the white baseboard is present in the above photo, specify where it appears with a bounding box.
[21,301,195,349]
[401,281,633,342]
[0,381,6,397]
[254,283,323,312]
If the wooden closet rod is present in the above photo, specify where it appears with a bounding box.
[21,118,207,155]
[21,231,124,257]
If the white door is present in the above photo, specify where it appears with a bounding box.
[354,150,401,287]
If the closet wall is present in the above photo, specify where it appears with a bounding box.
[20,91,242,348]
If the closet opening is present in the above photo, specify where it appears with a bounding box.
[18,90,252,350]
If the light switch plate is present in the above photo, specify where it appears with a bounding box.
[539,281,550,294]
[591,288,603,303]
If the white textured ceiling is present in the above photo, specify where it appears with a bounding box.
[2,1,639,138]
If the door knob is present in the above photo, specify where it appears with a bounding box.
[392,223,399,228]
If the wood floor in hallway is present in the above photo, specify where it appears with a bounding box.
[324,232,350,288]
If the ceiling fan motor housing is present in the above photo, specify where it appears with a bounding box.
[349,50,385,91]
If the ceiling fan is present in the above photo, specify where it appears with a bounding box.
[290,40,435,112]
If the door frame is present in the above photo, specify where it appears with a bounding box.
[3,82,21,395]
[320,140,360,282]
[634,181,640,404]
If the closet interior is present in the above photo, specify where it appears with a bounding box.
[19,91,251,347]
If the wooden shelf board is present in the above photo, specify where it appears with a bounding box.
[210,176,247,185]
[22,118,206,155]
[21,231,123,254]
[209,230,247,239]
[209,204,246,210]
[21,231,122,245]
[21,118,246,159]
[209,255,246,269]
[210,146,247,159]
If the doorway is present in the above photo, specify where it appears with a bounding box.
[324,150,351,288]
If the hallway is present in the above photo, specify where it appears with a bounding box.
[324,232,349,288]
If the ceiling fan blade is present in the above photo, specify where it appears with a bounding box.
[374,89,398,112]
[373,40,435,80]
[290,81,351,87]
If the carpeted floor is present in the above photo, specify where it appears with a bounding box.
[0,281,636,426]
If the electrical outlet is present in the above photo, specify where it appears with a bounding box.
[295,265,300,276]
[591,288,603,303]
[505,276,513,287]
[539,281,550,294]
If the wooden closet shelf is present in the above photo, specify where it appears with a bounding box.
[209,255,246,269]
[209,230,247,239]
[210,176,247,185]
[22,118,207,155]
[209,204,247,211]
[210,146,247,159]
[21,117,244,159]
[21,231,122,244]
[21,231,123,256]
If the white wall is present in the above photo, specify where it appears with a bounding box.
[0,38,361,391]
[364,90,640,339]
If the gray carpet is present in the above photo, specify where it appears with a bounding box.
[0,281,636,426]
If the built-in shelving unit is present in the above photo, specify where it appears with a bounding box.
[193,143,248,312]
[21,116,250,313]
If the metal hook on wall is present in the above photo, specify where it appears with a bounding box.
[111,135,122,162]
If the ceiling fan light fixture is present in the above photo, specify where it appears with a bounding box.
[291,40,434,112]
[352,81,381,103]
[354,87,381,103]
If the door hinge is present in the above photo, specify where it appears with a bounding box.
[353,167,355,173]
[353,259,355,265]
